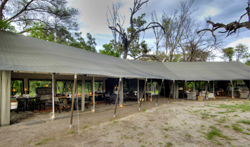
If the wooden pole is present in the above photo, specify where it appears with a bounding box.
[51,73,55,120]
[114,78,121,118]
[213,81,215,99]
[231,80,234,99]
[139,79,147,110]
[70,74,77,128]
[205,81,209,101]
[151,79,152,101]
[137,79,139,103]
[156,79,163,106]
[93,77,95,112]
[169,80,174,101]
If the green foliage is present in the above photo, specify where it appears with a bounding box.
[245,60,250,66]
[217,102,250,112]
[28,23,97,52]
[1,0,79,34]
[237,120,250,125]
[35,138,49,146]
[99,43,119,57]
[235,43,249,62]
[221,47,234,61]
[165,142,173,147]
[0,19,16,32]
[206,126,229,140]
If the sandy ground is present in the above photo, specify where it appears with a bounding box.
[1,98,250,147]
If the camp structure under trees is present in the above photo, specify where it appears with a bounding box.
[0,30,249,127]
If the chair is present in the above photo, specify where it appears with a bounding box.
[10,101,18,113]
[187,92,196,100]
[55,97,68,113]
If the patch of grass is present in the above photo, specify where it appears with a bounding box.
[224,125,230,128]
[217,102,250,112]
[218,109,236,114]
[158,142,163,145]
[216,116,227,123]
[232,124,250,135]
[113,120,119,123]
[164,134,168,138]
[237,120,250,125]
[185,132,192,137]
[201,112,210,119]
[35,139,49,146]
[137,132,144,136]
[132,126,137,131]
[206,126,229,140]
[69,130,74,134]
[141,145,146,147]
[247,128,250,131]
[215,140,221,145]
[83,125,88,129]
[210,115,217,118]
[142,109,146,112]
[165,142,173,147]
[28,140,32,143]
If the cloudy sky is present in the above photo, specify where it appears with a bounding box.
[67,0,250,61]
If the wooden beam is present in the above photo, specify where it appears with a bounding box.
[139,79,147,110]
[70,74,77,128]
[114,78,121,118]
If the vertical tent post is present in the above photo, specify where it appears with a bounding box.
[205,81,209,101]
[156,79,163,106]
[70,74,77,128]
[81,75,85,112]
[51,73,55,120]
[92,77,95,112]
[137,79,139,103]
[231,80,234,99]
[103,80,106,92]
[182,81,185,99]
[213,81,215,99]
[169,80,175,102]
[114,78,121,118]
[139,79,147,110]
[119,78,123,107]
[151,79,153,102]
[0,71,11,126]
[194,81,196,100]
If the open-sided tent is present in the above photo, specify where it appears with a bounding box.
[0,30,250,126]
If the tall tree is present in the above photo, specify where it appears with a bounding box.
[108,0,164,59]
[0,0,78,33]
[221,47,235,61]
[151,11,164,56]
[234,43,249,62]
[106,2,124,58]
[162,0,194,62]
[198,1,250,42]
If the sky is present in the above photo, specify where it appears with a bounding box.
[67,0,250,62]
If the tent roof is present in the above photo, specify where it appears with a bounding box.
[0,31,249,81]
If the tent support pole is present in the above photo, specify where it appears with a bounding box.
[51,73,55,120]
[156,79,163,106]
[137,79,139,103]
[213,81,215,99]
[70,74,77,128]
[114,78,121,118]
[81,76,85,112]
[151,79,152,102]
[169,80,174,102]
[231,80,234,99]
[139,79,147,110]
[205,81,209,101]
[194,81,196,100]
[92,77,95,112]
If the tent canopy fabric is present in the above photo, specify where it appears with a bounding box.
[0,31,249,81]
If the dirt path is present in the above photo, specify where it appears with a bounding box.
[1,99,250,147]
